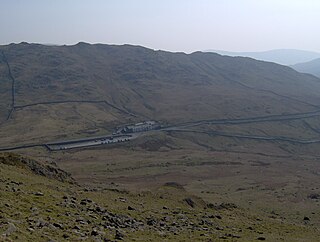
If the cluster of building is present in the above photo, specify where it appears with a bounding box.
[46,120,161,151]
[46,134,132,151]
[114,120,160,134]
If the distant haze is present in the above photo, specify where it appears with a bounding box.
[292,58,320,77]
[1,0,320,53]
[207,49,320,66]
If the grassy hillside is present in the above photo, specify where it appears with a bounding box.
[1,153,320,241]
[1,43,320,146]
[1,43,320,241]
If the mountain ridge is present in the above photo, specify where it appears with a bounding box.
[292,58,320,78]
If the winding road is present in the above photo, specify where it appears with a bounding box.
[1,50,320,152]
[164,128,320,145]
[168,109,320,128]
[1,109,320,152]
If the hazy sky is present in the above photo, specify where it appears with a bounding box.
[1,0,320,53]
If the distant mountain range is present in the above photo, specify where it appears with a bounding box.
[205,49,320,66]
[291,58,320,77]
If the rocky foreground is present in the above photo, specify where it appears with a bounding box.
[0,153,319,241]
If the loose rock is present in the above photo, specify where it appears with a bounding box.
[115,230,124,240]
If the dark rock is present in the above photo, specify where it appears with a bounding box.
[91,229,99,236]
[127,206,135,211]
[10,181,22,185]
[257,237,266,241]
[73,225,81,230]
[89,214,98,220]
[80,198,92,205]
[12,187,18,192]
[308,194,320,200]
[34,192,44,196]
[219,236,228,239]
[147,218,157,226]
[96,206,105,213]
[184,198,195,208]
[115,230,124,240]
[304,216,310,221]
[53,223,64,229]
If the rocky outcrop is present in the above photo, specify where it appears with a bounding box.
[0,153,73,183]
